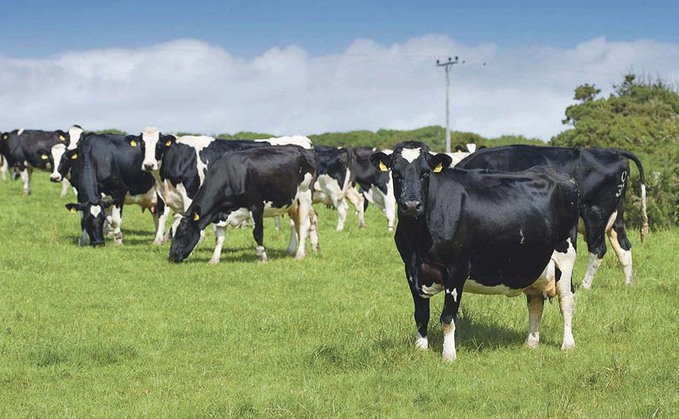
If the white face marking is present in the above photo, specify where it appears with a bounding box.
[67,126,83,150]
[50,143,66,179]
[89,205,102,217]
[142,127,161,170]
[400,148,421,163]
[17,128,25,135]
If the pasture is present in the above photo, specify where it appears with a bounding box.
[1,175,678,417]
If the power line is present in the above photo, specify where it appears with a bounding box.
[436,56,464,153]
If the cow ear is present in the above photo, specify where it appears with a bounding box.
[161,134,175,147]
[36,148,50,161]
[190,205,202,222]
[124,135,140,147]
[430,153,452,173]
[1,133,8,141]
[370,152,390,172]
[56,130,67,142]
[65,203,83,213]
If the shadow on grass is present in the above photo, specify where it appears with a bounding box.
[425,311,526,353]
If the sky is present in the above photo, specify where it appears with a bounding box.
[1,0,678,142]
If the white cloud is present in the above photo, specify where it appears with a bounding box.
[1,35,678,141]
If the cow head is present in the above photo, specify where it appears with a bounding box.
[139,127,175,172]
[168,205,204,263]
[51,147,77,182]
[370,141,451,218]
[65,198,114,246]
[65,125,84,151]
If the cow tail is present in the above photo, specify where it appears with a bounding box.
[613,149,649,242]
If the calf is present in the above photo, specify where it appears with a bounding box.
[313,145,365,231]
[169,146,317,263]
[351,146,396,231]
[60,133,159,245]
[456,144,648,288]
[371,141,579,361]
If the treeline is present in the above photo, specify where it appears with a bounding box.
[94,73,679,230]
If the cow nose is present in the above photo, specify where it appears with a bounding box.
[143,163,155,171]
[400,200,422,216]
[50,174,62,182]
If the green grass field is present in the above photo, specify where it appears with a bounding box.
[1,175,678,417]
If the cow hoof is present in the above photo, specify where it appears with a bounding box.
[359,223,366,230]
[561,340,575,350]
[415,336,429,350]
[294,253,306,260]
[387,227,394,232]
[153,239,164,246]
[525,336,540,349]
[208,258,220,265]
[441,350,457,362]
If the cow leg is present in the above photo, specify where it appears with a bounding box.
[384,192,396,232]
[406,266,431,350]
[580,212,609,289]
[153,203,171,245]
[251,204,267,262]
[608,208,634,286]
[20,168,31,195]
[293,189,313,259]
[335,199,349,231]
[552,237,577,350]
[308,207,319,252]
[345,186,366,229]
[274,216,281,231]
[59,178,72,198]
[287,217,298,256]
[209,224,226,265]
[110,205,124,244]
[0,156,7,181]
[525,294,545,348]
[441,275,465,362]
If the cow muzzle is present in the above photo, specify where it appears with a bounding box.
[143,162,157,172]
[399,200,423,217]
[50,173,62,182]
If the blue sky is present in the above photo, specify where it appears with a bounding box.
[1,1,677,141]
[3,0,676,58]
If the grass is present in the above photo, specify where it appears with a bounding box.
[1,175,678,417]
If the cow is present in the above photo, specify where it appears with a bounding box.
[0,129,72,196]
[370,141,579,361]
[455,144,649,289]
[132,127,317,263]
[169,146,317,263]
[58,133,159,246]
[351,146,396,231]
[313,145,365,231]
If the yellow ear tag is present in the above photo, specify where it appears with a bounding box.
[1,134,7,140]
[432,163,443,173]
[130,140,137,147]
[71,153,78,160]
[58,135,65,141]
[378,161,388,172]
[193,212,200,221]
[165,140,172,146]
[70,207,77,214]
[41,154,49,160]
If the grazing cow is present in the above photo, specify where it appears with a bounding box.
[313,145,365,231]
[371,141,579,361]
[351,146,396,231]
[133,128,317,263]
[456,144,649,288]
[169,146,317,263]
[59,133,159,245]
[0,129,71,196]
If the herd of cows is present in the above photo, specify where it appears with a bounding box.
[1,126,649,361]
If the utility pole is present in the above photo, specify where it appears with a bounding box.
[436,56,464,153]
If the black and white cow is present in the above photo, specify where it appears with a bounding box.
[58,133,159,246]
[456,144,648,289]
[0,129,72,196]
[371,141,579,361]
[313,145,365,231]
[351,146,396,231]
[133,127,317,263]
[169,146,317,263]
